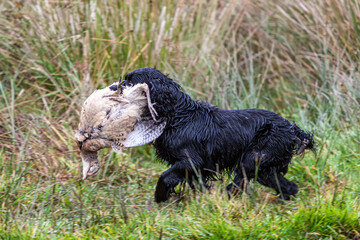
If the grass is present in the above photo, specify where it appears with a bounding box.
[0,0,359,239]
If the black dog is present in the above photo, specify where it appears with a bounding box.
[120,68,314,203]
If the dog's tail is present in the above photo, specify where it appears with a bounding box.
[294,125,315,155]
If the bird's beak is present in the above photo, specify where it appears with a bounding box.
[80,150,100,180]
[82,159,90,180]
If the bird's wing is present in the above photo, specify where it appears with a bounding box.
[121,83,166,148]
[111,117,166,152]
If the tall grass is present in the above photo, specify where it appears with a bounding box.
[0,0,359,239]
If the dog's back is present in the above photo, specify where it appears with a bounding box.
[155,106,313,172]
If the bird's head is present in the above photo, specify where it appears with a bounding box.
[80,151,100,180]
[75,83,119,180]
[75,131,109,180]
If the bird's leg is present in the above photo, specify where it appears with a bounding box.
[116,75,124,95]
[144,87,160,122]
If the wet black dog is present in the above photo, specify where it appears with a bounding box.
[120,68,314,203]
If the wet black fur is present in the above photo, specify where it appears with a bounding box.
[121,67,315,203]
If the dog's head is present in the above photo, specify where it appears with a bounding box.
[121,68,183,116]
[122,67,179,90]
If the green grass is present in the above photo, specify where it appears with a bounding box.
[1,0,359,239]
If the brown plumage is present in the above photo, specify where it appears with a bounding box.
[75,82,166,180]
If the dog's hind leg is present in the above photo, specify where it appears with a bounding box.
[257,168,298,200]
[227,173,246,197]
[227,152,259,196]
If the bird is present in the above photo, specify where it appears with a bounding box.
[75,81,166,180]
[120,67,315,203]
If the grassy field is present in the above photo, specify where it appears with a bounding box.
[0,0,359,239]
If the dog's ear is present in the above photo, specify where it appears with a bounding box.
[149,78,181,115]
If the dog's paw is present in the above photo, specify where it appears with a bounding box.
[154,180,174,203]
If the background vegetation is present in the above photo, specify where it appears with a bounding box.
[0,0,359,239]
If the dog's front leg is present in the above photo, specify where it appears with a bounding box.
[154,162,187,203]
